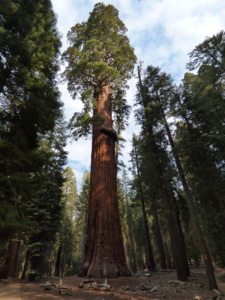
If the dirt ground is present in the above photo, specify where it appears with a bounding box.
[18,266,225,300]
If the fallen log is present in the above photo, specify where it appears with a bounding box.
[58,286,73,296]
[40,282,56,290]
[40,280,73,296]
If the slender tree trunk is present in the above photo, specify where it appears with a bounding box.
[21,251,29,279]
[133,142,156,271]
[124,184,137,273]
[164,240,173,269]
[171,191,190,276]
[152,206,167,269]
[177,217,190,277]
[79,81,130,278]
[159,175,188,280]
[137,245,145,271]
[54,243,62,277]
[159,102,218,289]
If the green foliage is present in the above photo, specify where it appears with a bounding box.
[0,0,62,125]
[187,30,225,81]
[131,31,225,268]
[173,32,225,265]
[62,166,78,219]
[73,171,90,271]
[62,2,136,138]
[133,64,203,272]
[0,0,67,277]
[53,166,78,276]
[0,203,36,240]
[68,112,104,140]
[23,120,67,273]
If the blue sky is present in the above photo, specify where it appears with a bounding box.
[51,0,225,189]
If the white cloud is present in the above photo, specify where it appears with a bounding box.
[52,0,225,188]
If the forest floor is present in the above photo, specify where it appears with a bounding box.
[7,266,225,300]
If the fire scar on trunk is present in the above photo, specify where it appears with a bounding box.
[100,125,118,142]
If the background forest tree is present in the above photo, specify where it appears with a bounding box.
[127,31,225,289]
[0,0,67,278]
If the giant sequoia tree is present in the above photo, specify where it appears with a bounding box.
[63,3,136,277]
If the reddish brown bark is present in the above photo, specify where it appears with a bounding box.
[3,239,21,278]
[79,81,131,278]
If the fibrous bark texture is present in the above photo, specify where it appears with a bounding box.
[3,239,21,278]
[79,82,131,278]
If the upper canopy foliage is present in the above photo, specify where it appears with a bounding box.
[62,3,136,139]
[63,2,136,97]
[187,30,225,83]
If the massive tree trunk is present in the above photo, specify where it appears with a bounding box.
[79,81,131,278]
[3,239,21,279]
